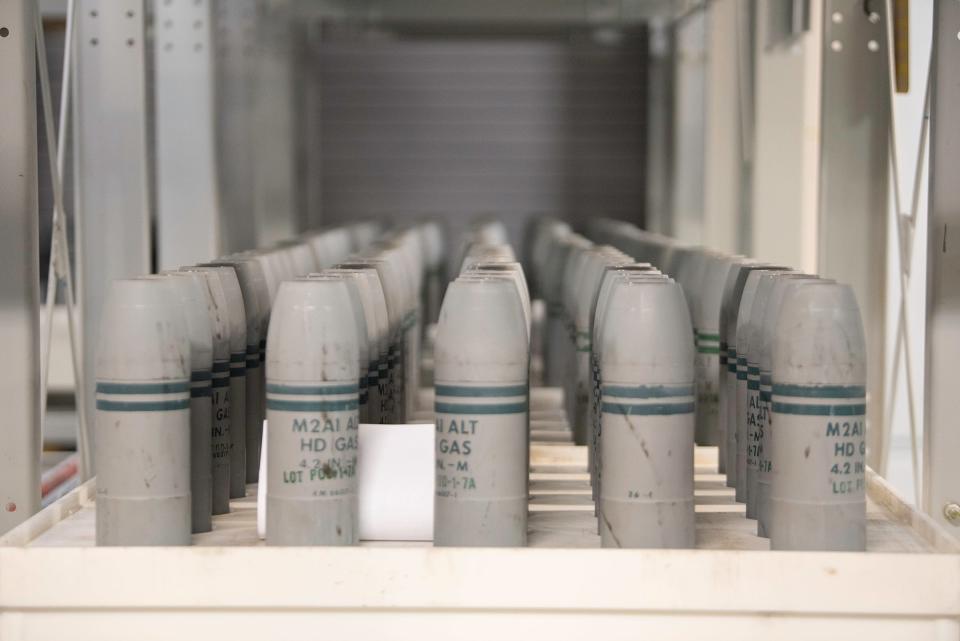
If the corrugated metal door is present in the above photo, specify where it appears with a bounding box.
[316,27,647,247]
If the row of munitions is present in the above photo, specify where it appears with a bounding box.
[434,221,531,546]
[527,217,868,551]
[94,222,445,546]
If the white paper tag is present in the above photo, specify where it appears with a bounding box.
[257,421,435,542]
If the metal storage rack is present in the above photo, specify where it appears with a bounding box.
[2,0,960,637]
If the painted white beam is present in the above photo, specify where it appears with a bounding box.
[0,0,41,534]
[73,0,151,477]
[154,0,221,269]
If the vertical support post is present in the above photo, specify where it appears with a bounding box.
[214,0,258,254]
[295,22,323,230]
[154,0,220,269]
[644,18,675,235]
[923,1,960,531]
[0,0,41,533]
[74,0,151,477]
[751,0,822,271]
[702,0,747,254]
[251,0,298,244]
[817,0,890,471]
[670,10,707,243]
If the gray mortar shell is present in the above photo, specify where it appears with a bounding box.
[419,221,445,323]
[588,265,660,502]
[159,273,215,533]
[466,262,532,338]
[197,266,248,499]
[598,279,695,548]
[456,272,532,493]
[312,271,371,423]
[184,268,233,515]
[323,227,355,267]
[529,220,570,300]
[95,279,191,545]
[375,247,412,423]
[769,282,867,551]
[743,272,809,519]
[325,267,385,422]
[569,248,615,431]
[561,245,591,425]
[399,257,420,424]
[208,258,267,483]
[693,253,737,447]
[261,250,287,305]
[756,277,824,538]
[276,240,318,277]
[266,277,360,546]
[434,277,529,547]
[735,267,791,505]
[397,232,424,420]
[567,251,616,446]
[337,262,393,423]
[571,251,623,448]
[349,221,381,253]
[592,271,670,524]
[370,257,405,423]
[719,262,770,487]
[532,224,571,356]
[308,230,337,269]
[355,268,391,424]
[542,237,578,386]
[378,242,414,422]
[717,259,752,477]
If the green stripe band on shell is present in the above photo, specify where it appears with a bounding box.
[435,401,528,415]
[772,402,866,416]
[601,401,695,416]
[96,398,190,412]
[95,381,189,395]
[772,384,866,399]
[266,398,359,412]
[435,384,527,398]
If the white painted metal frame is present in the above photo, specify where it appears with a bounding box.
[214,0,259,254]
[36,0,87,483]
[878,0,931,497]
[1,546,958,640]
[702,0,746,255]
[154,0,221,269]
[73,0,151,477]
[750,1,821,271]
[250,0,298,245]
[669,10,706,243]
[643,18,675,235]
[0,0,41,534]
[817,0,890,474]
[923,2,960,533]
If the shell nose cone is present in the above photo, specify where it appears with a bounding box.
[465,262,532,332]
[96,278,190,382]
[773,282,866,385]
[600,280,694,384]
[266,277,360,384]
[189,266,247,354]
[157,274,214,371]
[435,277,529,383]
